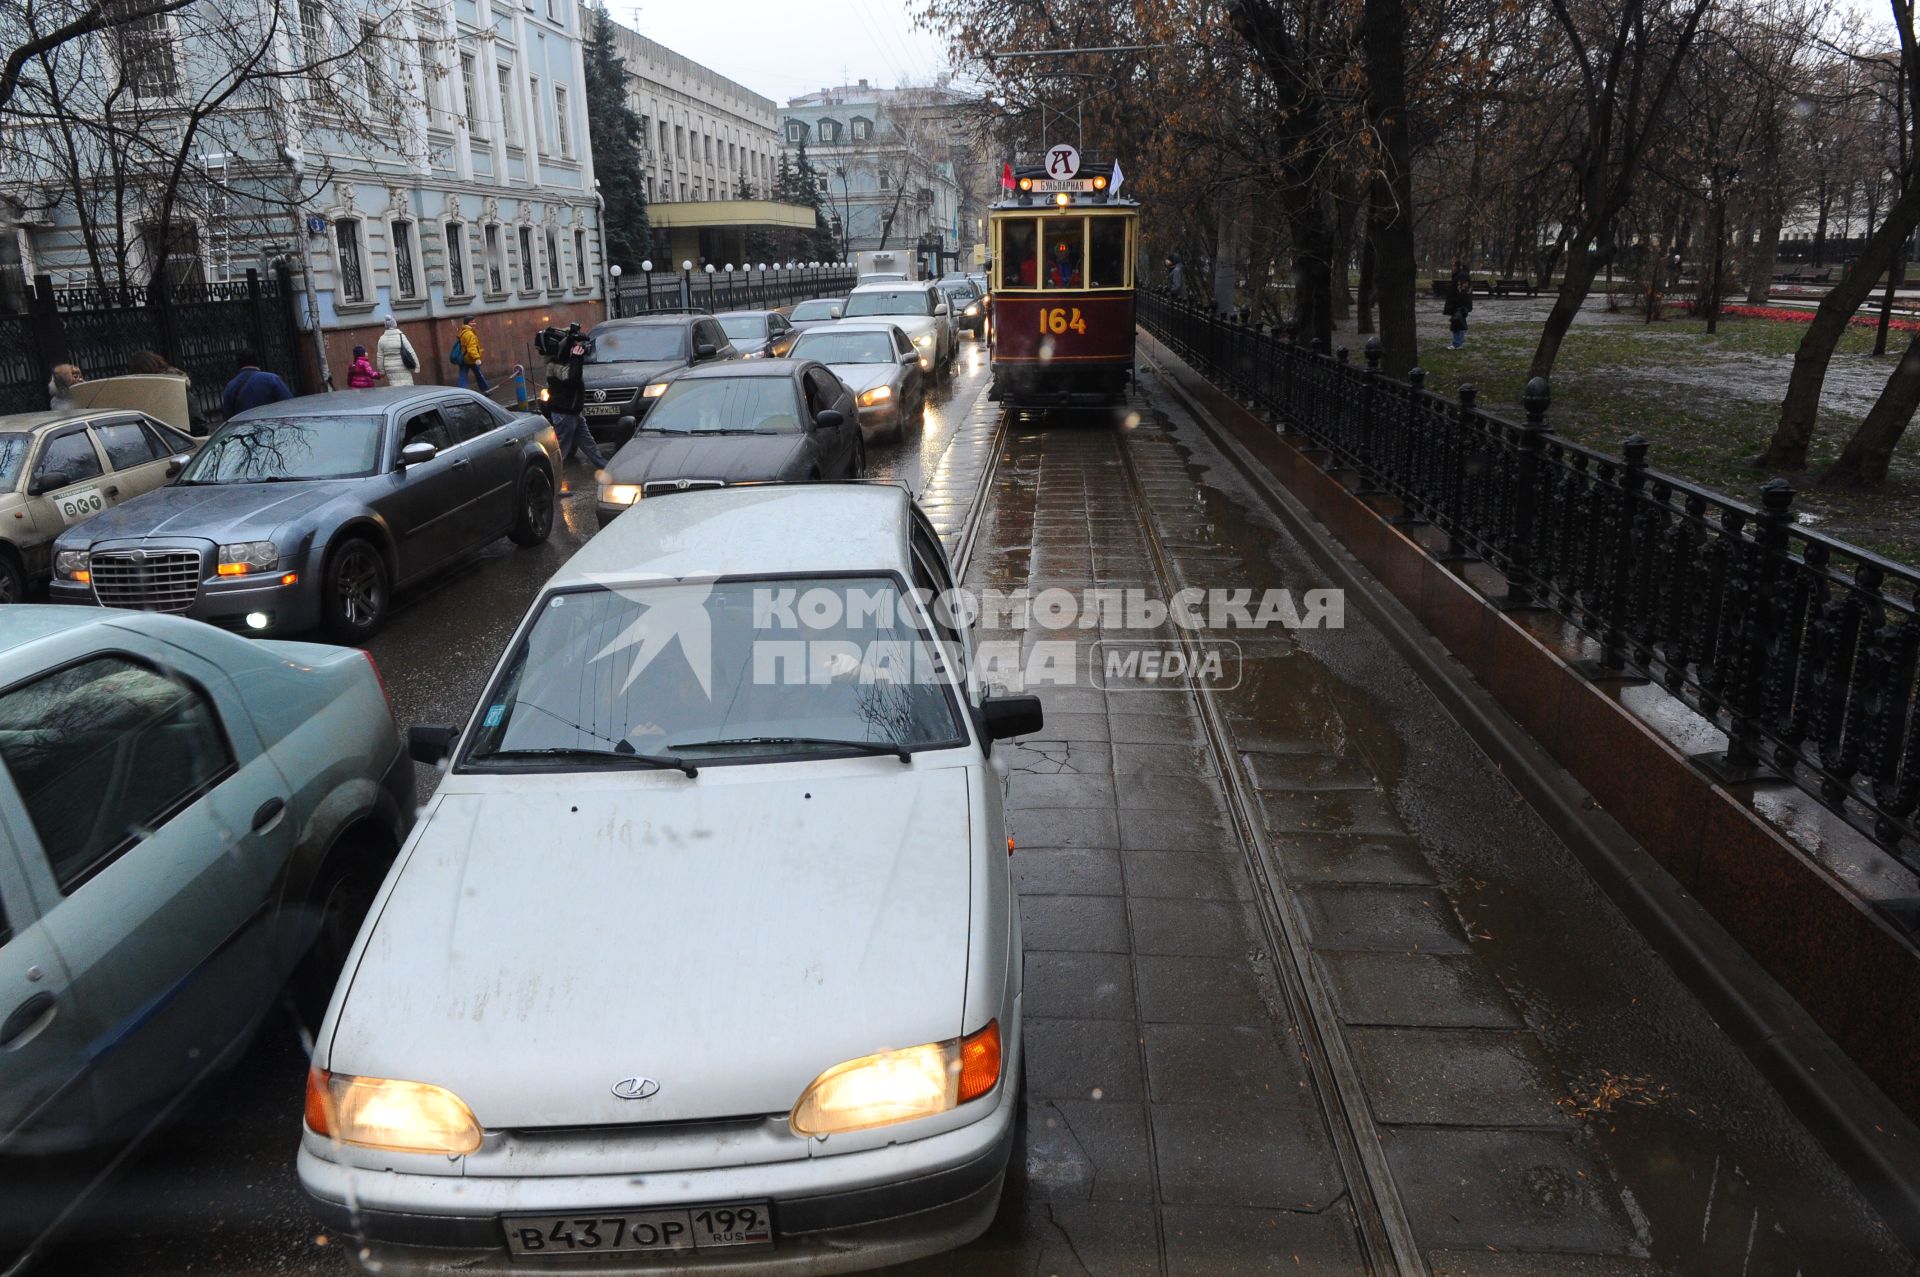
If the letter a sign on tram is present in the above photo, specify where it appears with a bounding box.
[1045,145,1081,179]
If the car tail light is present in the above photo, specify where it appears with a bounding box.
[363,650,394,717]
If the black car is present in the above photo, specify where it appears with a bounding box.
[716,309,799,359]
[938,278,987,337]
[594,362,864,526]
[570,315,740,443]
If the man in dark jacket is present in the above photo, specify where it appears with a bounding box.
[545,324,608,476]
[1445,264,1474,349]
[221,354,293,418]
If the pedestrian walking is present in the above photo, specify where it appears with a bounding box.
[544,324,608,481]
[1167,255,1187,302]
[376,315,419,386]
[453,316,489,394]
[1444,262,1474,349]
[221,353,293,418]
[347,345,382,389]
[47,363,84,410]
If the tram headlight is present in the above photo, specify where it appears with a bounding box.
[1018,177,1032,192]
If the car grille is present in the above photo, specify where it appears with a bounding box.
[584,387,640,416]
[642,479,726,497]
[89,550,202,614]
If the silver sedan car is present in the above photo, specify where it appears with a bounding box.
[784,323,928,443]
[299,484,1041,1274]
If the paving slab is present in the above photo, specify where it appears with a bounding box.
[1144,1022,1313,1106]
[1347,1027,1573,1128]
[1315,951,1529,1029]
[1134,954,1277,1026]
[1024,1017,1148,1101]
[1014,846,1126,897]
[1160,1205,1368,1276]
[1122,848,1252,900]
[1295,883,1474,953]
[1019,894,1132,953]
[1381,1127,1644,1255]
[1024,950,1137,1021]
[1150,1102,1350,1210]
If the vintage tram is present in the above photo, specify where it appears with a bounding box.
[986,160,1139,407]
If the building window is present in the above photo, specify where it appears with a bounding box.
[460,52,480,132]
[704,134,713,164]
[359,21,386,110]
[497,63,517,145]
[852,118,871,141]
[679,181,687,201]
[675,125,685,158]
[335,218,366,304]
[445,221,468,294]
[573,228,587,287]
[485,223,504,292]
[880,172,891,190]
[391,219,417,299]
[529,73,545,152]
[819,120,840,144]
[298,0,325,99]
[109,0,179,99]
[707,178,716,200]
[554,84,571,156]
[545,225,561,289]
[518,225,536,290]
[785,120,803,143]
[660,121,670,158]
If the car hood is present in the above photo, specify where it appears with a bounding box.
[581,360,683,391]
[603,431,809,484]
[857,314,937,341]
[328,767,974,1127]
[828,364,900,395]
[56,480,344,548]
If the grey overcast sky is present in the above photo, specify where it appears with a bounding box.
[605,3,957,106]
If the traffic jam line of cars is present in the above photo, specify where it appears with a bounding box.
[1,279,1032,1273]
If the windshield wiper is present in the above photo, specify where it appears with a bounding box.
[669,735,911,763]
[480,745,698,777]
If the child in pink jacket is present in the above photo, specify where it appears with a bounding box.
[347,345,382,389]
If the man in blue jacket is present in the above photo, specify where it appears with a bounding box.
[221,353,294,418]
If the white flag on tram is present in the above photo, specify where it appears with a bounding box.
[1109,160,1126,197]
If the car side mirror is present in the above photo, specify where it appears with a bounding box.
[934,302,950,315]
[617,414,638,433]
[981,694,1044,741]
[813,408,845,430]
[164,453,189,479]
[408,723,460,765]
[29,470,71,496]
[695,342,717,359]
[398,439,438,467]
[829,307,842,318]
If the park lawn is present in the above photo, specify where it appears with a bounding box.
[1412,312,1920,567]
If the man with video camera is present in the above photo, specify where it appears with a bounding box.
[541,322,609,480]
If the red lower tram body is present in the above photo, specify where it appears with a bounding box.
[989,292,1136,407]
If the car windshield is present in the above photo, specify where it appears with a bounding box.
[790,300,840,320]
[589,326,685,363]
[940,283,976,301]
[843,289,933,318]
[789,332,895,364]
[643,377,803,434]
[179,416,384,483]
[0,433,30,489]
[464,576,966,768]
[717,315,767,341]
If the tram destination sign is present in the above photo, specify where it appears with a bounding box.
[1032,178,1098,193]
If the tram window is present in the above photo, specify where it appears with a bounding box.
[1041,218,1085,288]
[999,218,1039,289]
[1089,218,1130,289]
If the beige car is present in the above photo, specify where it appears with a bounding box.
[0,409,199,602]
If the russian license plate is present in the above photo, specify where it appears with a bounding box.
[584,403,624,416]
[503,1202,772,1256]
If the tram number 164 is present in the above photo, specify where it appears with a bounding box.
[1039,307,1088,335]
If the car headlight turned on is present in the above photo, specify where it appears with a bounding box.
[642,382,669,399]
[216,540,279,577]
[791,1020,1000,1137]
[54,549,90,583]
[600,482,643,506]
[305,1068,482,1155]
[538,386,551,403]
[857,385,893,406]
[965,304,981,316]
[912,334,932,348]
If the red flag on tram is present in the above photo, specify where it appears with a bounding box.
[1000,162,1015,190]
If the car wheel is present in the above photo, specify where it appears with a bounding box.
[323,537,390,643]
[0,552,25,604]
[289,837,389,1029]
[508,464,556,546]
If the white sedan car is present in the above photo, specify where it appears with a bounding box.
[298,483,1040,1274]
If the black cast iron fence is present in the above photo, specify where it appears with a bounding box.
[4,270,304,424]
[1141,289,1920,867]
[610,265,857,318]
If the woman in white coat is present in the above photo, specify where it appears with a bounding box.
[375,315,420,386]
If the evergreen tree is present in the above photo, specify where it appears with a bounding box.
[582,5,650,268]
[789,142,840,261]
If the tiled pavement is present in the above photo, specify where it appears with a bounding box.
[893,371,1916,1274]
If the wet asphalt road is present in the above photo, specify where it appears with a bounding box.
[28,333,1920,1275]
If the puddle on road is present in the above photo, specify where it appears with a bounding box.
[1127,384,1917,1276]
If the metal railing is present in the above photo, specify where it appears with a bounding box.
[610,265,857,318]
[1141,289,1920,867]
